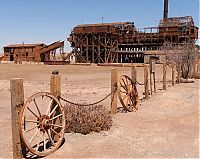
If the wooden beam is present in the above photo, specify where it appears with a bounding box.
[10,78,26,159]
[144,64,149,99]
[163,63,167,90]
[111,68,118,114]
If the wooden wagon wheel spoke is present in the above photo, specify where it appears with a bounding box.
[43,133,46,151]
[50,128,62,138]
[25,126,38,133]
[50,114,62,121]
[118,75,139,112]
[27,107,39,119]
[33,99,41,117]
[26,119,39,124]
[29,129,39,144]
[46,99,54,115]
[46,129,55,146]
[120,90,127,94]
[49,104,59,116]
[19,92,66,157]
[121,78,128,91]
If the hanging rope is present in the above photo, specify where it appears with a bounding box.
[59,86,117,107]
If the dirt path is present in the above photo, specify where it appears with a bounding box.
[0,64,199,158]
[46,81,199,158]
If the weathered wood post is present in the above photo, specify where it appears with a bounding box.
[111,68,118,114]
[153,72,156,94]
[172,63,175,86]
[10,78,26,159]
[177,62,181,84]
[149,72,153,95]
[150,60,156,94]
[131,66,137,84]
[163,63,167,90]
[50,74,61,97]
[144,64,149,99]
[50,72,61,141]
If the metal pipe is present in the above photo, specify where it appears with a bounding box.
[163,0,168,19]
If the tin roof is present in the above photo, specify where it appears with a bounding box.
[4,43,45,48]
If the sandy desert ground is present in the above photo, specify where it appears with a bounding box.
[0,63,199,158]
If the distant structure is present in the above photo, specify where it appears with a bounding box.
[3,41,64,62]
[67,0,199,63]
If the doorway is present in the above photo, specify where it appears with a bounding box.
[10,54,14,61]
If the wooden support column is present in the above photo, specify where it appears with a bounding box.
[92,37,95,63]
[10,78,26,159]
[172,63,175,86]
[110,39,113,63]
[177,62,181,84]
[116,41,119,63]
[86,36,89,63]
[80,44,83,63]
[111,68,118,114]
[144,64,149,99]
[163,63,167,90]
[104,36,107,63]
[131,66,137,85]
[50,74,61,98]
[98,45,100,63]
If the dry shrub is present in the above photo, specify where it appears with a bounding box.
[64,104,112,135]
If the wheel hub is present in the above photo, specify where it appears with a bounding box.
[38,115,51,132]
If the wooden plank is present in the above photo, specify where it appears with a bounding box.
[144,64,149,99]
[111,68,118,114]
[10,78,25,159]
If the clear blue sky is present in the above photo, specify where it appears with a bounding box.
[0,0,199,53]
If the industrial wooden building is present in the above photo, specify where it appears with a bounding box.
[67,0,198,64]
[3,41,64,62]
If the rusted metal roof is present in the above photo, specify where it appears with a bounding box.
[75,22,133,28]
[4,43,45,48]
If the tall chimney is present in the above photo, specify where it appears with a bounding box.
[163,0,168,19]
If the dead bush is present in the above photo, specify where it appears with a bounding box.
[64,104,112,135]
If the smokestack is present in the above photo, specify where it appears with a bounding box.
[163,0,168,19]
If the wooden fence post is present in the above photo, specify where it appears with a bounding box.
[111,68,118,114]
[50,74,61,97]
[163,63,167,90]
[177,62,181,84]
[50,74,61,141]
[149,73,153,95]
[153,72,156,94]
[10,78,26,159]
[131,66,137,84]
[172,63,175,86]
[144,64,149,99]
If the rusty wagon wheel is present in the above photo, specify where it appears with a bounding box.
[118,75,139,112]
[19,92,66,157]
